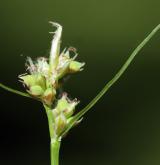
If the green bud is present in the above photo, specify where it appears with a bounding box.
[29,85,44,96]
[57,97,69,112]
[35,74,46,90]
[20,74,46,90]
[56,94,78,118]
[69,61,85,73]
[56,96,74,118]
[20,75,37,87]
[55,113,67,135]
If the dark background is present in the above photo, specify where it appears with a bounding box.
[0,0,160,165]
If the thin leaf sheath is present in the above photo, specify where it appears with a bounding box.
[61,24,160,137]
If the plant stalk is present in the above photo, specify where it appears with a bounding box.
[44,104,61,165]
[51,138,61,165]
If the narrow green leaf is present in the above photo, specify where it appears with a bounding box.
[0,83,31,98]
[61,24,160,137]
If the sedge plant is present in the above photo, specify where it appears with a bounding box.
[0,22,160,165]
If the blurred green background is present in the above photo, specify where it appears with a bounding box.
[0,0,160,165]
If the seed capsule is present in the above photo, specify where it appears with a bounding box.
[69,61,85,73]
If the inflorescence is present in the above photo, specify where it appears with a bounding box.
[19,22,85,138]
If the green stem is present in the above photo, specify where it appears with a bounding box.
[44,104,61,165]
[44,104,55,139]
[51,138,61,165]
